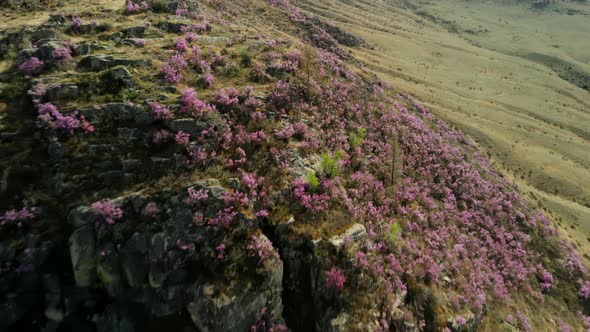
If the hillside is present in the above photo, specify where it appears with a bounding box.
[0,0,589,331]
[294,0,590,260]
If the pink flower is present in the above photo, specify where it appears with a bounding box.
[52,47,72,61]
[180,87,214,115]
[142,202,160,217]
[152,129,171,144]
[175,131,190,145]
[185,187,208,205]
[201,73,214,88]
[19,57,44,76]
[1,205,35,227]
[175,37,190,53]
[72,16,82,28]
[579,280,590,299]
[215,244,226,259]
[247,234,279,265]
[148,101,174,120]
[91,200,123,225]
[326,267,345,291]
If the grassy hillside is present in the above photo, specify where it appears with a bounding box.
[295,0,590,270]
[0,0,589,331]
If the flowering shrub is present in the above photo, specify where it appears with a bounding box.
[152,129,172,144]
[247,234,279,266]
[52,48,72,62]
[19,57,44,76]
[175,131,190,145]
[180,87,214,115]
[201,73,215,88]
[72,16,82,28]
[185,187,208,205]
[275,122,308,140]
[126,0,149,14]
[148,101,174,120]
[160,54,187,83]
[326,267,345,291]
[515,311,532,332]
[36,103,93,135]
[537,265,554,292]
[216,87,240,109]
[579,280,590,299]
[90,200,123,225]
[291,177,331,212]
[175,37,190,53]
[1,205,36,227]
[142,202,160,217]
[250,307,288,332]
[455,315,466,327]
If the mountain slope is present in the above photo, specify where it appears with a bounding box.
[0,0,588,331]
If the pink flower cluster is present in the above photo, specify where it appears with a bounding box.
[185,187,208,205]
[579,280,590,299]
[90,199,123,225]
[216,87,240,108]
[180,87,215,115]
[1,205,36,227]
[161,54,187,83]
[148,101,174,120]
[37,103,94,135]
[326,267,346,291]
[19,57,44,76]
[142,202,160,217]
[52,48,72,62]
[126,0,149,14]
[247,234,279,266]
[175,131,190,146]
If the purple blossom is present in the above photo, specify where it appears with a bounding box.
[148,101,174,120]
[201,73,215,88]
[180,87,214,115]
[175,37,190,53]
[326,267,346,291]
[52,48,72,61]
[142,202,160,217]
[185,187,208,205]
[19,57,44,76]
[579,280,590,299]
[247,234,279,266]
[72,16,82,28]
[216,87,240,108]
[126,0,149,14]
[152,129,171,144]
[175,131,190,145]
[1,205,36,227]
[215,243,226,259]
[91,200,123,225]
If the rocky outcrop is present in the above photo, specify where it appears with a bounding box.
[187,244,284,331]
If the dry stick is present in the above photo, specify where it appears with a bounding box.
[390,135,398,187]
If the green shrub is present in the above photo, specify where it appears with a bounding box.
[388,223,401,244]
[305,170,320,190]
[349,128,366,148]
[321,150,345,178]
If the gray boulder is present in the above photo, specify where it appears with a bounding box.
[68,225,97,287]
